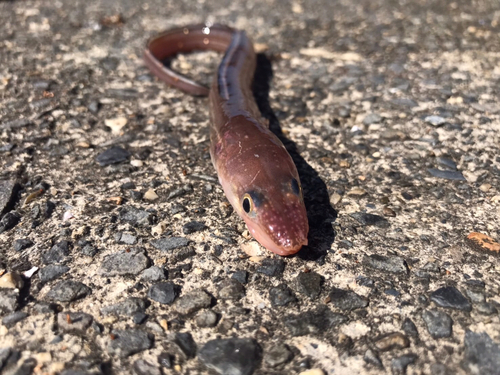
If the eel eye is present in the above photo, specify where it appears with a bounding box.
[242,194,252,213]
[291,178,301,196]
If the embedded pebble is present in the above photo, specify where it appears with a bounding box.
[284,306,348,336]
[171,332,197,359]
[427,168,466,181]
[328,287,368,311]
[350,212,389,228]
[150,237,189,252]
[465,232,500,256]
[264,344,293,367]
[363,348,383,368]
[218,279,245,300]
[0,212,21,233]
[402,318,419,337]
[182,221,207,234]
[436,157,457,170]
[45,280,91,302]
[391,354,417,375]
[363,113,382,125]
[2,311,28,327]
[362,254,409,274]
[374,332,410,351]
[13,238,33,252]
[173,289,212,315]
[57,311,93,334]
[99,248,150,276]
[133,359,161,375]
[116,232,137,245]
[198,338,261,375]
[148,282,179,304]
[144,188,159,201]
[425,115,446,126]
[476,302,498,315]
[0,180,19,215]
[295,271,322,300]
[256,258,285,277]
[96,146,131,166]
[101,298,147,317]
[120,207,153,226]
[140,266,167,282]
[430,286,472,311]
[196,310,218,328]
[42,240,70,264]
[39,265,70,284]
[422,309,453,338]
[269,284,296,307]
[231,270,248,284]
[108,329,153,357]
[463,331,500,375]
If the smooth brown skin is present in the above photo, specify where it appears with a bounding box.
[144,24,309,255]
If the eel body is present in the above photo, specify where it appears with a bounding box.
[144,24,308,256]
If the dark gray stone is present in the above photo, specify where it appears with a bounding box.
[99,248,150,276]
[1,311,28,327]
[436,157,457,170]
[39,265,70,283]
[141,266,167,282]
[422,309,452,339]
[218,279,245,300]
[427,168,466,181]
[364,349,383,369]
[463,331,500,375]
[108,329,153,357]
[117,232,137,245]
[96,146,130,166]
[57,311,93,334]
[148,282,179,304]
[0,289,19,314]
[13,239,33,252]
[196,310,218,328]
[0,211,21,233]
[150,237,189,252]
[295,271,322,300]
[0,348,12,371]
[284,306,348,336]
[256,258,285,277]
[264,344,293,367]
[120,207,153,226]
[430,286,472,311]
[172,332,197,359]
[269,284,296,307]
[198,338,261,375]
[133,359,161,375]
[42,240,71,264]
[402,318,419,337]
[182,221,207,234]
[362,254,409,274]
[350,212,389,228]
[0,180,19,216]
[46,280,91,302]
[391,354,417,375]
[231,270,248,284]
[329,287,368,311]
[133,312,148,325]
[476,302,498,315]
[173,289,212,315]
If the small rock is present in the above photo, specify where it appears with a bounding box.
[171,332,197,359]
[284,306,348,336]
[148,282,179,304]
[422,309,452,339]
[436,157,457,170]
[101,298,147,317]
[350,212,389,228]
[364,348,383,368]
[465,232,500,256]
[363,113,382,125]
[13,239,33,252]
[133,312,148,324]
[256,258,285,277]
[96,146,131,166]
[133,359,161,375]
[0,212,21,233]
[401,318,418,337]
[362,254,409,274]
[120,207,153,226]
[173,289,212,315]
[143,189,159,201]
[218,279,245,300]
[391,354,417,375]
[182,221,207,234]
[264,344,293,367]
[150,237,189,252]
[425,115,446,126]
[46,280,91,302]
[196,310,218,328]
[476,302,498,315]
[374,332,409,352]
[329,287,368,311]
[295,271,322,300]
[269,284,296,307]
[108,329,153,357]
[104,117,127,134]
[39,265,70,284]
[0,180,19,216]
[465,288,485,303]
[99,248,150,276]
[231,270,248,284]
[2,311,28,327]
[42,240,70,265]
[430,286,472,311]
[0,272,24,289]
[140,266,167,282]
[57,312,93,334]
[463,331,500,375]
[116,232,137,245]
[427,168,466,181]
[198,338,261,375]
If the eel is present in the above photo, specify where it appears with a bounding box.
[144,23,308,256]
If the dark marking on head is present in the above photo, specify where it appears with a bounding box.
[248,190,264,208]
[291,178,300,196]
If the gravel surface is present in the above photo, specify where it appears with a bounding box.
[1,0,500,374]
